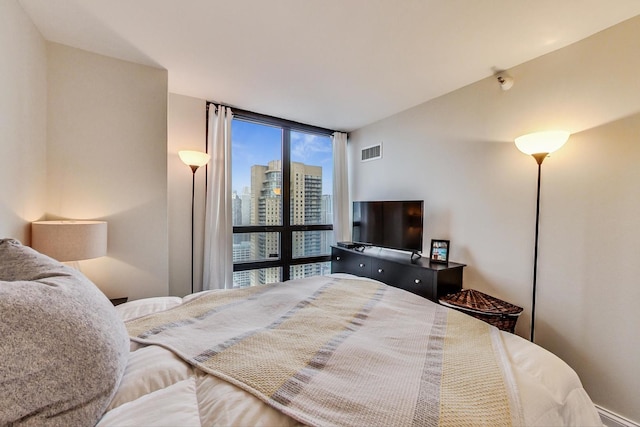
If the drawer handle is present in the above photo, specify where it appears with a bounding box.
[378,268,383,273]
[336,256,341,261]
[414,279,421,284]
[359,263,365,268]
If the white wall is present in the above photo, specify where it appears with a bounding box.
[0,0,47,241]
[167,93,207,296]
[7,0,635,417]
[46,43,169,300]
[349,16,640,422]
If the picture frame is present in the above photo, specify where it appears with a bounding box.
[430,239,450,264]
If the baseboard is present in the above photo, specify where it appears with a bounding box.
[597,405,640,427]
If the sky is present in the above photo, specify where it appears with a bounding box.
[231,119,334,195]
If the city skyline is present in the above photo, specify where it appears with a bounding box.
[230,118,334,288]
[231,118,333,195]
[232,156,332,287]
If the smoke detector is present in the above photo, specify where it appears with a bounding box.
[496,72,514,91]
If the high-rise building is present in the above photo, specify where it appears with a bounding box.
[240,186,251,226]
[249,161,281,285]
[322,194,333,225]
[231,241,252,288]
[291,162,323,280]
[244,160,325,285]
[231,190,242,226]
[321,194,333,255]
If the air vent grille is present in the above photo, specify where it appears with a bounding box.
[361,143,382,162]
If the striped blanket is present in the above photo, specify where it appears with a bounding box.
[126,275,523,427]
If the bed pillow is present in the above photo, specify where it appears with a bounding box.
[0,238,129,426]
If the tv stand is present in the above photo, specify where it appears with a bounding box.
[331,246,465,302]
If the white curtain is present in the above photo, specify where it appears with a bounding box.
[332,132,351,243]
[203,105,234,290]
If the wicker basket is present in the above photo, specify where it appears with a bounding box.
[439,289,523,333]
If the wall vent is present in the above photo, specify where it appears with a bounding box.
[361,143,382,162]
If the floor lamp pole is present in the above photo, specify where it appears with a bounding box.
[190,168,197,294]
[531,153,546,343]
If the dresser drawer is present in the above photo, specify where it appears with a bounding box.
[371,260,435,300]
[331,247,371,277]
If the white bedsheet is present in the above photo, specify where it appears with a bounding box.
[98,278,602,427]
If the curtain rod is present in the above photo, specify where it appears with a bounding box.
[205,100,342,136]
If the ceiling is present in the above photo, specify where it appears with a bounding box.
[19,0,640,132]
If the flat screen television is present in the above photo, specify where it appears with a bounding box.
[352,200,424,254]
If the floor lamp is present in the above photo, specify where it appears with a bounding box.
[515,130,570,342]
[178,150,211,294]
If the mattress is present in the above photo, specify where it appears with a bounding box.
[98,274,602,427]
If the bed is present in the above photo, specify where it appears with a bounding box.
[0,239,602,426]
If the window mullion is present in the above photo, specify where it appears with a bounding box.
[281,126,292,281]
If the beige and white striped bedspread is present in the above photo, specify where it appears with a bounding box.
[126,275,524,427]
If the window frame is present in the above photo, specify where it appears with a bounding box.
[222,104,335,282]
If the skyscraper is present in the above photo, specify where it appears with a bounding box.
[243,160,324,285]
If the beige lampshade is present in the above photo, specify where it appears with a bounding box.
[31,220,107,262]
[515,130,570,155]
[178,150,211,168]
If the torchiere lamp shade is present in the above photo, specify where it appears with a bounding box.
[31,221,107,262]
[515,130,570,156]
[178,150,211,170]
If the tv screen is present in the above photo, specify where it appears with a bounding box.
[352,200,424,253]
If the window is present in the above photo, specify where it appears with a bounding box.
[230,108,334,287]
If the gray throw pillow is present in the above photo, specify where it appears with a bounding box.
[0,238,129,426]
